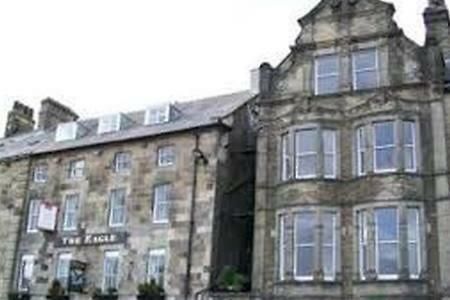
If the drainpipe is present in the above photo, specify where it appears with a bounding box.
[185,133,208,300]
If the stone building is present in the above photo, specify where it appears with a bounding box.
[0,92,256,300]
[252,0,450,299]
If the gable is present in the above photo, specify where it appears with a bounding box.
[296,0,397,45]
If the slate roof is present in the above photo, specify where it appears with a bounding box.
[0,91,252,161]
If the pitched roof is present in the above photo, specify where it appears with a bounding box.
[0,91,252,160]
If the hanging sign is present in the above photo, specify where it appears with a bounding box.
[37,202,58,232]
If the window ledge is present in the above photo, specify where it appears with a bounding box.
[275,279,341,286]
[354,278,426,284]
[278,177,340,187]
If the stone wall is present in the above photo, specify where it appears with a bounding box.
[0,158,31,300]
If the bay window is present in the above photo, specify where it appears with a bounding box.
[355,120,419,175]
[357,204,423,280]
[315,54,339,95]
[281,126,337,181]
[279,208,339,282]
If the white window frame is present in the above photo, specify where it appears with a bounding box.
[113,152,131,173]
[55,122,78,142]
[407,207,421,279]
[56,253,72,287]
[373,121,396,173]
[295,129,318,179]
[18,254,34,291]
[403,121,417,173]
[145,105,171,125]
[315,54,339,95]
[147,249,166,285]
[62,194,79,231]
[68,159,85,179]
[103,251,120,291]
[27,199,41,233]
[375,207,399,280]
[281,133,292,181]
[322,129,336,179]
[157,146,175,167]
[278,215,286,280]
[352,48,379,91]
[109,188,126,228]
[358,210,368,280]
[153,184,171,224]
[294,211,315,281]
[356,126,367,176]
[33,164,48,183]
[322,212,337,281]
[98,114,121,134]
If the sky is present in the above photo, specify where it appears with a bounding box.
[0,0,442,137]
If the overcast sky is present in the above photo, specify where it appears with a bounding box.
[0,0,444,137]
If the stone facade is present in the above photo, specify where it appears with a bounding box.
[0,92,255,299]
[252,0,450,299]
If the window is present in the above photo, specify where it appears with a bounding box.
[103,251,120,291]
[403,121,417,172]
[68,160,85,179]
[157,146,175,167]
[147,249,166,285]
[322,212,336,280]
[281,134,293,181]
[18,255,34,291]
[353,48,378,90]
[153,184,171,223]
[357,210,369,280]
[357,205,422,280]
[145,105,171,125]
[56,253,72,288]
[98,114,121,134]
[408,208,421,279]
[113,152,131,173]
[27,200,41,233]
[374,122,395,172]
[295,211,315,280]
[315,54,339,95]
[356,127,367,176]
[291,210,338,281]
[322,130,336,178]
[33,164,48,183]
[279,215,287,280]
[109,188,126,227]
[62,194,79,231]
[55,122,78,142]
[295,129,318,178]
[375,207,399,279]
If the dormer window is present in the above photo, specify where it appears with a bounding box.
[55,122,78,142]
[145,104,171,125]
[98,114,122,134]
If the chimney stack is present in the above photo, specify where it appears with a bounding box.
[38,98,79,130]
[250,62,273,98]
[4,101,35,138]
[424,0,450,54]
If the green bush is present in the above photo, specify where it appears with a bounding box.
[217,266,248,292]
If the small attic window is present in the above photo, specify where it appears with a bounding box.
[145,104,171,125]
[98,114,122,134]
[55,122,78,142]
